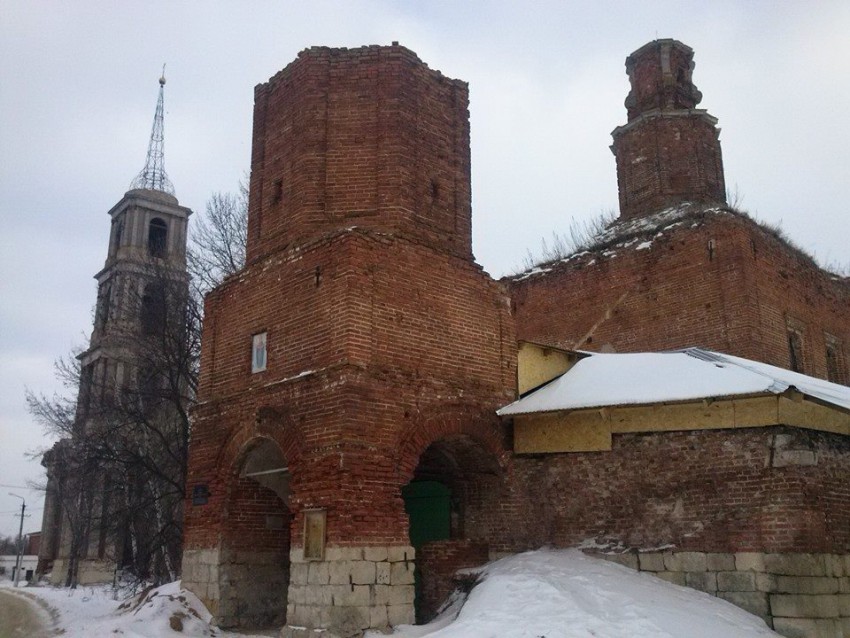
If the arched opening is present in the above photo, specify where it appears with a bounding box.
[403,435,502,623]
[220,438,292,629]
[148,218,168,257]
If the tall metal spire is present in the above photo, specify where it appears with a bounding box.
[130,66,175,195]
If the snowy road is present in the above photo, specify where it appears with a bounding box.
[0,588,51,638]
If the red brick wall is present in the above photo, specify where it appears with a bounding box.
[187,231,515,551]
[417,540,489,622]
[186,43,514,553]
[499,427,850,554]
[614,40,725,219]
[222,477,290,552]
[613,115,725,219]
[246,44,471,265]
[508,212,850,383]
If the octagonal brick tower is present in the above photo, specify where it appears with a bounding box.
[182,44,515,635]
[611,39,727,220]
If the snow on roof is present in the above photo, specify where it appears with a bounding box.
[497,348,850,416]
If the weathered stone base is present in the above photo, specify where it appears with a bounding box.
[284,545,416,637]
[183,547,289,629]
[594,550,850,638]
[182,548,222,618]
[184,545,416,637]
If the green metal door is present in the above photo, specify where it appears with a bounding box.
[403,480,451,547]
[403,480,451,622]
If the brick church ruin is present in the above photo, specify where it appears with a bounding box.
[178,40,849,637]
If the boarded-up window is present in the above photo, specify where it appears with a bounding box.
[788,331,804,373]
[825,336,846,385]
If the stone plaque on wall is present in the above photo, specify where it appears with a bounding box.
[303,509,326,560]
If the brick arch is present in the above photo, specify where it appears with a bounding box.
[216,405,305,484]
[395,404,510,484]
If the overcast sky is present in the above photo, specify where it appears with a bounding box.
[1,1,848,538]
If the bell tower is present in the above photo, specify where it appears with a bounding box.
[41,71,192,586]
[611,39,726,220]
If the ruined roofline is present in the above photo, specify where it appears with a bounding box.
[256,41,468,93]
[625,38,693,67]
[506,203,845,284]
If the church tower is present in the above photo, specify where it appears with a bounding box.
[183,45,515,633]
[611,39,726,219]
[40,73,192,585]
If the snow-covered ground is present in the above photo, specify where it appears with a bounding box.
[0,579,267,637]
[2,549,779,637]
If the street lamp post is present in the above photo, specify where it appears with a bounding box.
[8,493,26,587]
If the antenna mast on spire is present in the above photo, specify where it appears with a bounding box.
[130,65,175,195]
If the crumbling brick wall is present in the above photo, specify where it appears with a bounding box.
[498,426,850,555]
[508,211,850,383]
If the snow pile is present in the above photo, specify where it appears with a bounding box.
[378,549,778,638]
[9,580,250,637]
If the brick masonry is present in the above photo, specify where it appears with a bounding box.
[182,44,515,634]
[182,40,850,638]
[508,209,850,382]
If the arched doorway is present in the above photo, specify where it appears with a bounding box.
[403,435,502,623]
[219,438,292,629]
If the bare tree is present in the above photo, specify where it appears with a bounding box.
[188,183,248,296]
[29,185,245,588]
[28,262,200,587]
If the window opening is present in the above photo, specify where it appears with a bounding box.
[252,332,267,373]
[825,337,846,385]
[148,218,168,257]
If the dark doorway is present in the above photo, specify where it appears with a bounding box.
[403,435,500,623]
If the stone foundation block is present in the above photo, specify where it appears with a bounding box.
[328,605,370,634]
[638,552,665,572]
[825,555,844,578]
[655,571,686,586]
[376,562,390,584]
[736,553,767,572]
[664,552,707,572]
[373,585,392,606]
[837,593,850,616]
[706,553,736,572]
[718,591,770,619]
[369,604,389,629]
[329,585,370,607]
[391,561,415,585]
[773,576,840,595]
[765,554,827,577]
[325,547,365,562]
[600,553,639,570]
[309,561,330,585]
[350,560,377,585]
[685,571,717,594]
[756,573,778,592]
[387,604,415,627]
[364,547,389,562]
[772,617,844,638]
[770,594,839,619]
[717,571,757,592]
[388,546,415,563]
